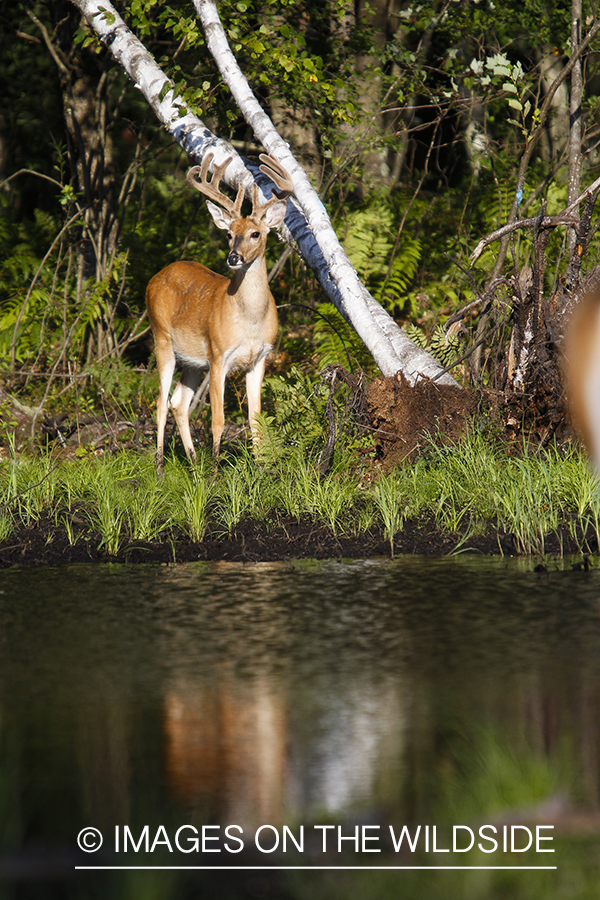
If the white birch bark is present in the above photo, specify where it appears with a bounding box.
[70,0,457,384]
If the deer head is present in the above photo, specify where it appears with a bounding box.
[187,153,293,270]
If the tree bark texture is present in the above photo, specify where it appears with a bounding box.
[568,0,583,254]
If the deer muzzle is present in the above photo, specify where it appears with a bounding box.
[227,250,244,269]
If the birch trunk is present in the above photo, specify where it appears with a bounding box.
[71,0,456,384]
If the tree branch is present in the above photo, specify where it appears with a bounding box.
[470,213,579,263]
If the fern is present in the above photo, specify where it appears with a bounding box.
[375,238,422,311]
[0,287,53,362]
[341,200,422,314]
[404,322,428,349]
[0,237,132,368]
[261,364,371,469]
[344,203,395,284]
[263,366,329,453]
[404,322,463,368]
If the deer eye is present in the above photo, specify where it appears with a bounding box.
[251,231,261,240]
[226,231,233,239]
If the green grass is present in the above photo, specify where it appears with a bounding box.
[0,431,599,558]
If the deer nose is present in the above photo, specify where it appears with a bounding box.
[227,251,243,268]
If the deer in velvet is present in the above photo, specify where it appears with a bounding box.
[146,154,293,472]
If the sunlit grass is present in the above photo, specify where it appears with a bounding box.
[371,474,406,557]
[165,457,214,543]
[0,430,599,557]
[213,452,262,536]
[0,509,13,543]
[83,457,130,556]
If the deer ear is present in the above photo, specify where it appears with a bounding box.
[263,201,287,229]
[206,200,233,230]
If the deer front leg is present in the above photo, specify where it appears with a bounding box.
[208,360,226,456]
[246,357,267,449]
[155,343,177,475]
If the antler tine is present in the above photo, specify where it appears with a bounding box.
[187,153,245,218]
[252,153,294,219]
[258,153,294,199]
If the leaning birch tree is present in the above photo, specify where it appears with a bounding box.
[69,0,458,386]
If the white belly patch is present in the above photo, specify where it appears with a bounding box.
[174,348,209,369]
[223,343,274,374]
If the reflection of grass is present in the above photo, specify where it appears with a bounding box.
[288,721,593,899]
[88,835,600,900]
[284,847,599,899]
[64,857,600,899]
[437,727,576,821]
[1,434,600,555]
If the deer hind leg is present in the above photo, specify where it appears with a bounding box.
[170,366,204,463]
[155,343,177,474]
[246,357,267,449]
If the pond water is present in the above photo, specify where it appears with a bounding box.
[0,556,599,899]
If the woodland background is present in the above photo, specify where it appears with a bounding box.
[1,0,599,456]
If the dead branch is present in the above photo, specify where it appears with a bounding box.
[565,190,599,292]
[472,172,600,265]
[470,213,579,263]
[318,366,367,473]
[444,275,510,327]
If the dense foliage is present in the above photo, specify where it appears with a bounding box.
[1,0,599,453]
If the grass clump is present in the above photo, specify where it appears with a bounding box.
[165,458,214,543]
[278,455,360,535]
[0,428,599,558]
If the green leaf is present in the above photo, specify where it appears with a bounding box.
[95,6,116,26]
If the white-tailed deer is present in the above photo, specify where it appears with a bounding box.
[564,290,600,471]
[146,153,293,472]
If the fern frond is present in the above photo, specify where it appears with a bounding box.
[429,324,462,367]
[403,322,464,368]
[403,322,428,349]
[343,204,395,283]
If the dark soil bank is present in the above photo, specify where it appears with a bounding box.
[0,515,592,567]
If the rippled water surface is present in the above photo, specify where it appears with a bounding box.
[1,556,599,898]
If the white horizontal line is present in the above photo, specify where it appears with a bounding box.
[75,866,558,871]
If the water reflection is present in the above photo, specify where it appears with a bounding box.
[0,557,599,895]
[163,674,287,825]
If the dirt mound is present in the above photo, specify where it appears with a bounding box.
[368,374,476,467]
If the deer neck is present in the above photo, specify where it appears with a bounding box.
[228,255,270,311]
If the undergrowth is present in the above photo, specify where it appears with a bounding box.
[1,430,599,558]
